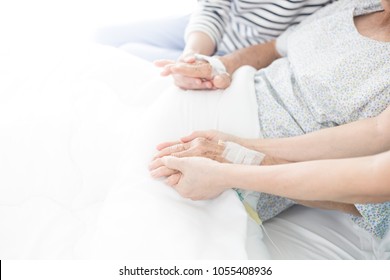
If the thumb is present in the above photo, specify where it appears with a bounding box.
[161,156,184,172]
[181,130,214,142]
[213,73,231,89]
[181,131,205,142]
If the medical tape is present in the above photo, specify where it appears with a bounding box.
[221,141,265,166]
[193,54,228,77]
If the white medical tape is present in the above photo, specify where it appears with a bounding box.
[221,141,265,166]
[193,54,228,77]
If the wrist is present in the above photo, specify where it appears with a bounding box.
[179,50,196,62]
[217,163,254,190]
[218,55,235,76]
[261,155,292,166]
[245,138,279,158]
[184,32,216,58]
[216,163,236,190]
[194,54,228,77]
[235,137,253,148]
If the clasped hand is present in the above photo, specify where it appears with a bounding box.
[149,130,289,200]
[154,55,231,90]
[149,130,238,200]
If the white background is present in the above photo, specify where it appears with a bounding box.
[0,0,196,44]
[0,0,195,91]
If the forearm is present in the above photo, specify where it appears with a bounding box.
[241,110,390,162]
[293,200,361,216]
[182,31,216,57]
[221,151,390,204]
[184,0,230,57]
[219,40,281,75]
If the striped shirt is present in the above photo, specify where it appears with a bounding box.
[185,0,335,54]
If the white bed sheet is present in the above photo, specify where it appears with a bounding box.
[0,45,265,259]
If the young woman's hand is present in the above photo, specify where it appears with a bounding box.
[150,156,228,200]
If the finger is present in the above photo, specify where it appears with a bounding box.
[199,80,214,89]
[160,64,176,76]
[148,158,164,171]
[172,75,203,89]
[154,142,190,159]
[181,130,214,143]
[213,73,231,89]
[170,147,199,158]
[172,73,216,90]
[150,166,178,178]
[161,156,184,172]
[170,62,213,79]
[171,143,220,160]
[153,59,176,67]
[174,79,214,90]
[156,140,182,151]
[165,173,181,187]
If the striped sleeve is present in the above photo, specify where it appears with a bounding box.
[185,0,340,55]
[184,0,232,46]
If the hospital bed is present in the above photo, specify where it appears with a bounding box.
[0,44,388,259]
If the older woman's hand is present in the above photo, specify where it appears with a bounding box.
[152,130,241,161]
[153,130,292,167]
[157,130,241,150]
[152,137,228,163]
[149,137,228,181]
[154,56,231,90]
[151,156,227,200]
[149,131,240,183]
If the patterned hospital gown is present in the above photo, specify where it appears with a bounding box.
[253,0,390,238]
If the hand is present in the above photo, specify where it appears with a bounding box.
[151,156,227,200]
[154,56,231,90]
[152,137,228,163]
[153,130,241,160]
[154,57,213,89]
[150,131,240,193]
[150,135,228,181]
[179,131,292,166]
[158,130,241,149]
